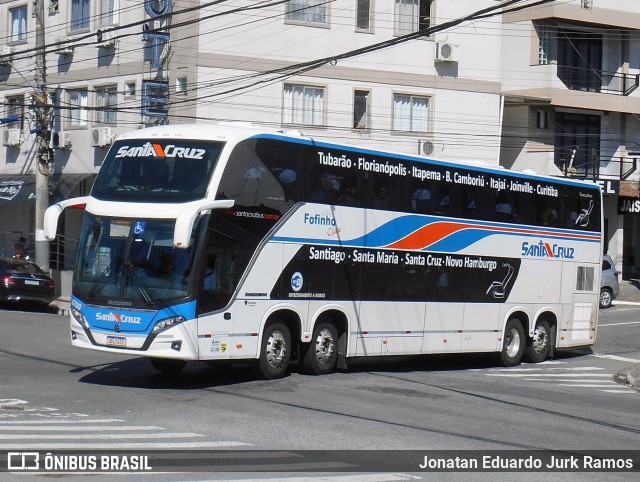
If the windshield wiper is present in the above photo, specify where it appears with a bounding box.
[88,256,122,300]
[123,259,155,308]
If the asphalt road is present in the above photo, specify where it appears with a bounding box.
[0,304,639,481]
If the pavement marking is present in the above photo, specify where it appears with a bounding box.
[598,321,640,327]
[0,419,124,424]
[0,425,165,431]
[591,353,640,363]
[0,432,203,440]
[486,373,612,378]
[558,384,619,388]
[491,366,602,372]
[599,389,637,394]
[0,441,251,449]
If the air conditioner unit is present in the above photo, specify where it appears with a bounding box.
[53,131,72,149]
[96,29,117,48]
[0,45,12,65]
[91,127,113,147]
[2,128,22,147]
[56,38,74,55]
[418,139,434,156]
[435,42,459,62]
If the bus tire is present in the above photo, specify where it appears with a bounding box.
[523,320,551,363]
[256,321,291,380]
[301,322,338,375]
[498,319,525,367]
[149,357,187,374]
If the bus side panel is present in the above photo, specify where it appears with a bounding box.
[355,301,425,356]
[197,311,234,360]
[461,304,501,353]
[423,303,463,353]
[506,259,563,305]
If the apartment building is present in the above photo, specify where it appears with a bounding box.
[1,0,639,276]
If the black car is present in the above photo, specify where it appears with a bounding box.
[0,257,55,306]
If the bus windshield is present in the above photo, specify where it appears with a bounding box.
[73,214,196,307]
[91,139,224,202]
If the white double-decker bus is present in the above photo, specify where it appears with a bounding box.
[45,123,602,379]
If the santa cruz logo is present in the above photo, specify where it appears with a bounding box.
[291,272,304,292]
[96,312,142,324]
[521,241,574,259]
[115,142,205,160]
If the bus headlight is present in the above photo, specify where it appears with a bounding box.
[152,316,186,334]
[71,307,89,329]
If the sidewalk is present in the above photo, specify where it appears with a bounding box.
[612,279,640,305]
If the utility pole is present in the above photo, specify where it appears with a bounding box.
[33,0,52,270]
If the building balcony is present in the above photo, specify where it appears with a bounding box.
[555,149,637,181]
[557,66,639,96]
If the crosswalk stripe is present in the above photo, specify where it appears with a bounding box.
[0,433,202,440]
[0,441,251,449]
[0,425,164,431]
[0,419,123,425]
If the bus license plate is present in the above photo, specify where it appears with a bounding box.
[106,336,127,347]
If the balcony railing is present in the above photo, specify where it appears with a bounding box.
[556,151,637,180]
[557,65,639,96]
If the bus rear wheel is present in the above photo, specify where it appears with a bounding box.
[523,320,551,363]
[499,319,524,367]
[149,357,187,374]
[256,321,291,380]
[301,322,338,375]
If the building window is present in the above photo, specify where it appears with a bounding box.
[98,0,117,27]
[125,81,136,98]
[353,90,370,129]
[176,77,187,95]
[5,95,25,128]
[536,110,548,129]
[95,86,117,124]
[393,94,429,133]
[356,0,372,31]
[283,84,324,126]
[538,24,552,65]
[10,6,28,43]
[286,0,328,25]
[68,89,88,126]
[394,0,432,36]
[71,0,91,31]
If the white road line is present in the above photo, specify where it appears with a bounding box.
[491,367,603,372]
[0,419,124,424]
[545,379,616,383]
[0,432,203,440]
[598,321,640,327]
[591,353,640,363]
[0,441,251,449]
[558,384,620,388]
[599,389,637,394]
[0,425,165,431]
[486,373,612,378]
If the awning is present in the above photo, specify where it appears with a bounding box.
[0,174,94,206]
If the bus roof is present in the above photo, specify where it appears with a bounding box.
[116,123,601,192]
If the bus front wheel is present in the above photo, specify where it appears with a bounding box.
[523,320,551,363]
[149,357,187,374]
[256,321,291,380]
[301,322,338,375]
[499,319,525,367]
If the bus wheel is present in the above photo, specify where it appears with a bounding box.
[257,322,291,380]
[499,319,524,367]
[523,320,551,363]
[301,322,338,375]
[149,357,186,374]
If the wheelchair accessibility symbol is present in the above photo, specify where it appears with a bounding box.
[134,221,146,235]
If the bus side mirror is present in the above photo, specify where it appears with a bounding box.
[44,196,91,240]
[174,199,235,248]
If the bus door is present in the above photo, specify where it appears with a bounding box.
[558,261,598,348]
